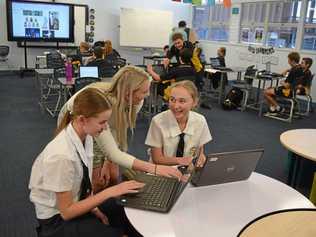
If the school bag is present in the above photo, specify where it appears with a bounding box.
[222,87,243,110]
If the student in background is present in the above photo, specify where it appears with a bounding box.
[145,81,212,168]
[165,33,204,91]
[147,48,196,83]
[210,47,227,90]
[58,66,182,193]
[264,52,304,114]
[79,42,91,55]
[296,57,313,95]
[163,45,169,57]
[177,20,197,45]
[87,46,105,67]
[29,88,144,237]
[104,40,121,61]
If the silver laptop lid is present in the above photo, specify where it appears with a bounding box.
[79,66,99,78]
[191,149,263,187]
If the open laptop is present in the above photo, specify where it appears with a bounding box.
[79,66,99,78]
[209,57,233,71]
[191,149,263,187]
[117,167,194,213]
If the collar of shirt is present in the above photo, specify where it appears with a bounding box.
[66,123,93,177]
[167,110,195,138]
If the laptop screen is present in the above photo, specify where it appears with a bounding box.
[79,66,99,78]
[210,57,221,67]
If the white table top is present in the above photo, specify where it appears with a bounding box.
[280,129,316,162]
[205,66,246,74]
[125,173,314,237]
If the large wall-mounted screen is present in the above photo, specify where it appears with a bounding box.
[6,0,74,42]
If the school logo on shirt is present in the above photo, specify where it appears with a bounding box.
[190,147,197,158]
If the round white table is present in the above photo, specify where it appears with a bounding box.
[280,129,316,187]
[125,173,314,237]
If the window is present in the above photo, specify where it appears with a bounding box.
[240,1,300,48]
[240,2,267,44]
[193,4,230,42]
[303,0,316,50]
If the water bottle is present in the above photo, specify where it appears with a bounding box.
[65,58,73,83]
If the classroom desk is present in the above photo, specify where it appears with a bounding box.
[246,74,283,116]
[125,173,314,237]
[280,129,316,188]
[205,67,246,105]
[239,209,316,237]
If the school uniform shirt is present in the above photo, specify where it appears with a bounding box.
[145,110,212,158]
[29,123,93,219]
[285,65,304,88]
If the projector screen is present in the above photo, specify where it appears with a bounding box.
[6,0,74,42]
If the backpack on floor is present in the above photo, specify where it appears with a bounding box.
[222,87,243,110]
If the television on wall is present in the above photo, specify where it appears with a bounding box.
[6,0,74,42]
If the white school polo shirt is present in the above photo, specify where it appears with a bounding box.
[145,110,212,158]
[29,124,93,219]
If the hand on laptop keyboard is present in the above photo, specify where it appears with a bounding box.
[110,180,145,197]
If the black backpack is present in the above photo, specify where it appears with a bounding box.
[222,87,243,110]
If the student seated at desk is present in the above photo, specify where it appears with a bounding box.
[87,46,105,66]
[210,47,228,90]
[29,88,144,237]
[145,80,212,168]
[264,52,304,114]
[296,57,313,95]
[104,40,120,61]
[163,45,169,57]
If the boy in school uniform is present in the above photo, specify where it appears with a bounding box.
[296,57,313,95]
[264,52,304,114]
[145,81,212,168]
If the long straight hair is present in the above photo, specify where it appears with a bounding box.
[106,65,150,151]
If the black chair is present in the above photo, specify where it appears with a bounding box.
[88,58,117,78]
[74,77,101,92]
[0,45,10,68]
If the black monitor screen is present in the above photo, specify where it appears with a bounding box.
[6,0,74,42]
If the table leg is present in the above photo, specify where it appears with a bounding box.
[287,152,301,188]
[218,73,225,105]
[258,78,266,117]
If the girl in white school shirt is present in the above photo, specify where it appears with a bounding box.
[29,88,144,237]
[145,80,212,167]
[58,65,182,193]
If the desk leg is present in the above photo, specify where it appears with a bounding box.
[218,73,225,105]
[258,78,266,117]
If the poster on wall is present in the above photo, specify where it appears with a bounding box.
[241,28,250,42]
[255,28,264,43]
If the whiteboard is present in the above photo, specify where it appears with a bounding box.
[120,8,173,48]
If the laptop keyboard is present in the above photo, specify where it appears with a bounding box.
[122,173,178,210]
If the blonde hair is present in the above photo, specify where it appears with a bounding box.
[56,88,112,136]
[104,40,113,56]
[169,80,199,104]
[106,65,150,151]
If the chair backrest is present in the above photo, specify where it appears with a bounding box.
[75,77,101,92]
[0,45,9,59]
[88,59,117,78]
[46,51,64,69]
